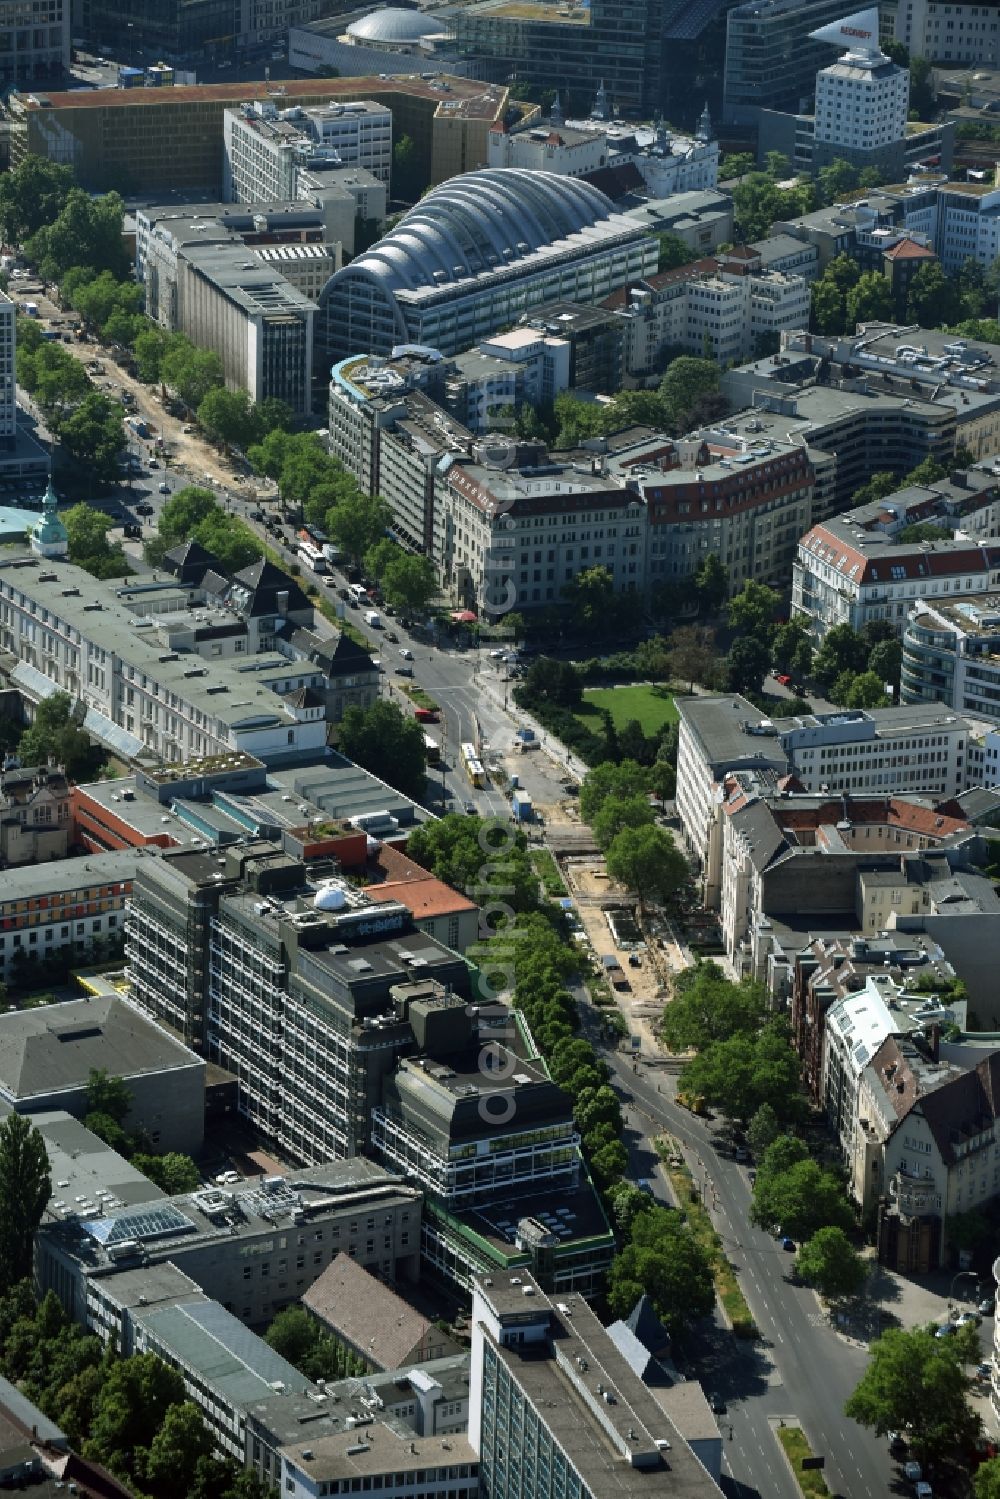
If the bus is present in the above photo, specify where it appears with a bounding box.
[460,741,485,788]
[298,541,329,574]
[423,733,441,766]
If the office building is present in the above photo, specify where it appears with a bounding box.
[0,847,145,983]
[902,595,1000,723]
[723,0,861,125]
[9,76,507,197]
[318,168,658,362]
[280,1429,479,1499]
[517,302,623,395]
[716,382,956,521]
[792,483,1000,641]
[223,100,393,206]
[0,992,205,1153]
[885,0,1000,68]
[39,1156,422,1331]
[126,844,612,1296]
[603,244,813,375]
[454,0,670,120]
[0,0,68,86]
[778,704,983,799]
[176,243,316,414]
[468,1273,721,1498]
[0,551,333,763]
[77,0,322,65]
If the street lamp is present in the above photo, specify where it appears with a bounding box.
[949,1269,981,1307]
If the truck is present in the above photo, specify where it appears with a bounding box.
[23,302,38,317]
[364,610,382,629]
[127,416,150,438]
[512,789,533,822]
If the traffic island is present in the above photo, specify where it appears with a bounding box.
[772,1419,831,1498]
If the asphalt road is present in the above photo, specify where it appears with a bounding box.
[584,1005,898,1499]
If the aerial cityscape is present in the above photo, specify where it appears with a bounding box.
[1,2,1000,1497]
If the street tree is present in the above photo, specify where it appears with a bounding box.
[364,537,401,582]
[592,794,655,852]
[868,638,903,695]
[0,1114,50,1290]
[796,1226,867,1300]
[695,552,728,612]
[339,699,426,799]
[606,1180,656,1239]
[157,487,218,549]
[53,391,125,484]
[811,623,868,691]
[608,1205,715,1335]
[846,670,890,709]
[661,963,766,1052]
[325,490,390,564]
[906,261,963,328]
[772,617,810,673]
[681,1025,803,1124]
[382,552,437,613]
[750,1158,853,1239]
[160,335,224,411]
[605,824,687,911]
[844,1325,980,1466]
[0,156,73,242]
[747,1102,781,1158]
[197,386,256,450]
[26,188,131,281]
[975,1458,1000,1499]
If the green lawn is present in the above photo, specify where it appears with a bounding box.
[576,684,679,736]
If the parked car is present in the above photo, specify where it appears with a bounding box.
[934,1322,956,1338]
[888,1431,907,1456]
[904,1461,923,1482]
[780,1236,795,1252]
[395,665,413,677]
[123,523,142,540]
[976,1363,992,1382]
[981,1298,996,1317]
[399,646,413,660]
[135,502,154,516]
[158,482,170,494]
[215,1170,240,1186]
[958,1311,981,1327]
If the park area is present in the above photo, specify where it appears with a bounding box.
[575,684,679,737]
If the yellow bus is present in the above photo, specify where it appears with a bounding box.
[460,741,485,788]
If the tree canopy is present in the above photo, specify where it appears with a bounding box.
[0,1115,50,1290]
[661,963,767,1052]
[19,692,104,781]
[338,699,426,799]
[845,1324,980,1466]
[681,1022,804,1124]
[608,1205,715,1336]
[796,1226,867,1301]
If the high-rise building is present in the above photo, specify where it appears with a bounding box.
[885,0,1000,69]
[723,0,859,125]
[77,0,322,64]
[468,1273,721,1498]
[223,99,393,202]
[0,0,68,85]
[811,9,909,159]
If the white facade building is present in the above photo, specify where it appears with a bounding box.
[223,99,393,204]
[811,8,909,155]
[778,705,979,799]
[887,0,1000,68]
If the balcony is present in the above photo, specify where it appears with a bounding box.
[888,1167,940,1220]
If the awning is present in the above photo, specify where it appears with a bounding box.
[450,609,477,623]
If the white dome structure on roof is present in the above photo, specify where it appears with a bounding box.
[314,881,348,912]
[345,7,448,44]
[320,167,657,360]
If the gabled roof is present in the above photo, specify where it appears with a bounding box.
[624,1293,670,1358]
[883,236,936,262]
[228,558,311,618]
[162,538,221,585]
[302,1253,457,1371]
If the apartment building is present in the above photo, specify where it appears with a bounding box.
[855,1038,1000,1271]
[0,761,69,866]
[319,169,658,362]
[603,245,813,376]
[779,704,980,798]
[903,594,1000,722]
[793,499,1000,642]
[674,695,789,906]
[9,77,506,197]
[468,1274,720,1499]
[487,112,719,199]
[719,781,980,973]
[223,100,393,204]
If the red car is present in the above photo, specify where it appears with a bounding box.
[774,672,792,687]
[414,707,439,723]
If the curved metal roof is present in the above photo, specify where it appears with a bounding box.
[346,7,445,41]
[325,169,618,297]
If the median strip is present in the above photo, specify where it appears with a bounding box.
[774,1421,831,1498]
[655,1135,757,1339]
